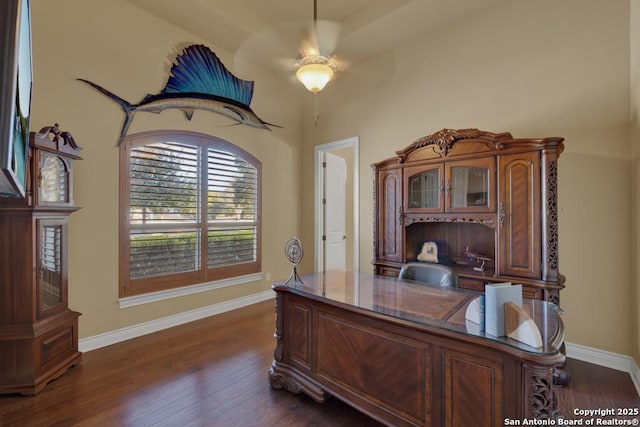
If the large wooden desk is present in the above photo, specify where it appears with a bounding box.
[268,271,565,427]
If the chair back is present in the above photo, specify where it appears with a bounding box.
[398,262,459,287]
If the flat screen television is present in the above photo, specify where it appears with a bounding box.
[0,0,32,198]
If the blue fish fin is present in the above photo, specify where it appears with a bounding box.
[182,109,195,121]
[117,111,134,146]
[77,78,135,145]
[161,44,254,107]
[78,78,132,111]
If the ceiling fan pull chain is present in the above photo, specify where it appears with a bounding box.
[314,93,320,126]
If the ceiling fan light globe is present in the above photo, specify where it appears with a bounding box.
[296,63,334,93]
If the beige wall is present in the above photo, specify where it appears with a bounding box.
[28,0,637,358]
[632,0,640,363]
[30,0,303,338]
[302,0,635,356]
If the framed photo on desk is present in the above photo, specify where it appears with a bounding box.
[0,0,32,197]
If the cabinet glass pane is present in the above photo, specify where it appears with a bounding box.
[40,155,67,203]
[408,169,440,209]
[450,167,489,208]
[40,224,63,311]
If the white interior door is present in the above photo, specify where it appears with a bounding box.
[314,136,359,274]
[324,152,346,271]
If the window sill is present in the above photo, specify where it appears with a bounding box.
[118,272,263,308]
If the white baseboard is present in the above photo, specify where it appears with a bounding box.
[79,290,275,352]
[566,342,640,396]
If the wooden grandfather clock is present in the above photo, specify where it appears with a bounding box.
[0,124,82,395]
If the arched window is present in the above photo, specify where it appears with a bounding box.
[119,131,261,297]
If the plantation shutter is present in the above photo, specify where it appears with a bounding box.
[207,148,258,268]
[128,142,200,279]
[41,224,63,307]
[123,133,261,296]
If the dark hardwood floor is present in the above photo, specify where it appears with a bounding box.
[0,300,638,426]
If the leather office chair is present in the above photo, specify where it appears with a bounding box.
[398,262,459,288]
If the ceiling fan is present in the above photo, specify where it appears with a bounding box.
[294,0,340,94]
[291,0,348,125]
[233,0,347,123]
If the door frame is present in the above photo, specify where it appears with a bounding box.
[314,136,359,272]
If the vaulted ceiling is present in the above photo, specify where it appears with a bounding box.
[125,0,504,80]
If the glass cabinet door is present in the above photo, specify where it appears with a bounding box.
[36,219,67,318]
[38,154,69,204]
[445,158,495,212]
[405,165,444,211]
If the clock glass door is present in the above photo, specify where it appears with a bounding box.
[39,154,69,204]
[37,220,67,317]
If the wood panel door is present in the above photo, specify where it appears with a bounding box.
[377,169,403,263]
[443,348,506,427]
[498,152,541,279]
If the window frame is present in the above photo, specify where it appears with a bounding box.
[119,130,261,298]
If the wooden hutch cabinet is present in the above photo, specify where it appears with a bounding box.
[0,124,82,395]
[372,128,564,303]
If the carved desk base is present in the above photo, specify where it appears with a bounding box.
[269,284,564,427]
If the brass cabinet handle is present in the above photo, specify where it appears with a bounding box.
[499,202,506,227]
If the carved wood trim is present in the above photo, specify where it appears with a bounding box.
[525,366,559,420]
[545,160,559,272]
[273,293,283,362]
[404,215,496,229]
[36,123,83,153]
[269,362,303,393]
[268,361,329,403]
[395,128,513,162]
[545,290,560,306]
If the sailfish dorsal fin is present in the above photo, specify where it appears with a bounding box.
[161,44,254,107]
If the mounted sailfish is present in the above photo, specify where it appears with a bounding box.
[78,44,278,145]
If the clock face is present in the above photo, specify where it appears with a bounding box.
[39,155,68,203]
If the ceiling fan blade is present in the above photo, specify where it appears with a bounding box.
[297,18,341,57]
[234,20,306,73]
[331,55,349,76]
[314,19,341,56]
[274,57,300,72]
[235,16,343,74]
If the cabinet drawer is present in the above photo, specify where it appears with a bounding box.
[459,278,485,291]
[464,279,543,301]
[379,267,400,278]
[37,322,78,373]
[522,287,541,300]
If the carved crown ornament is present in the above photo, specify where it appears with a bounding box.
[32,123,83,159]
[395,128,513,162]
